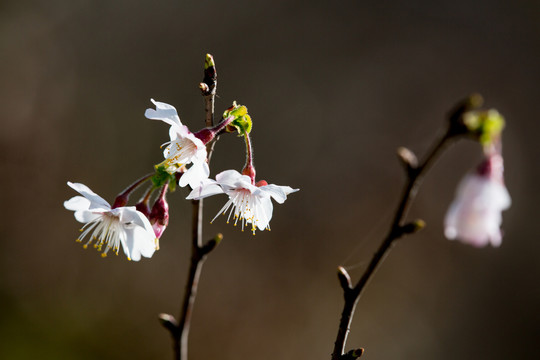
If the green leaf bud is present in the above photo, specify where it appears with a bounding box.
[463,109,505,147]
[222,101,253,136]
[152,165,177,189]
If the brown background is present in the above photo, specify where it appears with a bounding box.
[1,0,539,359]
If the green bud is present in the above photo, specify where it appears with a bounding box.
[463,109,505,147]
[204,54,215,70]
[223,101,253,136]
[152,165,177,189]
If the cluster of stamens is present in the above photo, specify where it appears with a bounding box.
[161,139,197,171]
[211,189,269,235]
[77,213,126,259]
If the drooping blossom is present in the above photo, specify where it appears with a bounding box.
[64,182,157,261]
[187,170,298,234]
[444,154,511,247]
[145,99,209,188]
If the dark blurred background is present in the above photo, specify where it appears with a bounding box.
[1,0,539,359]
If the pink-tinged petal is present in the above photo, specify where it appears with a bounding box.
[145,99,182,128]
[67,182,110,210]
[444,174,510,247]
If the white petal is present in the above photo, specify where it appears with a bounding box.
[73,210,102,224]
[117,207,153,231]
[67,182,111,210]
[444,174,510,247]
[145,99,182,128]
[186,178,224,199]
[64,196,91,211]
[260,184,299,204]
[179,161,210,188]
[215,170,244,187]
[123,226,157,261]
[255,196,273,230]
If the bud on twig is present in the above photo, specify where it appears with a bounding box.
[396,147,418,173]
[200,53,217,96]
[201,233,223,255]
[337,266,352,291]
[400,219,426,236]
[158,313,179,334]
[448,93,483,125]
[341,348,364,359]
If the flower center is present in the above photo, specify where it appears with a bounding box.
[162,138,198,171]
[211,188,268,235]
[77,213,125,258]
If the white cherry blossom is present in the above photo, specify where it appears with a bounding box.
[145,99,209,188]
[64,182,157,261]
[187,170,298,234]
[444,155,511,247]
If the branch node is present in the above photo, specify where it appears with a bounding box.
[341,348,364,359]
[200,53,217,96]
[400,219,426,236]
[199,82,210,94]
[158,313,179,335]
[337,266,353,291]
[397,147,418,172]
[201,233,223,255]
[448,93,484,133]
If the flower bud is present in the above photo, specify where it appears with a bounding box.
[150,186,170,240]
[255,180,268,187]
[242,164,256,183]
[135,201,151,218]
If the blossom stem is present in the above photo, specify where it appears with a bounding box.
[242,133,256,184]
[212,115,235,135]
[331,130,454,360]
[141,185,155,205]
[112,173,154,208]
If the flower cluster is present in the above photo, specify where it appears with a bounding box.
[65,94,298,260]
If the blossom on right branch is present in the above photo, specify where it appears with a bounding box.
[187,170,298,234]
[444,154,511,247]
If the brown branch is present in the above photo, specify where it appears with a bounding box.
[161,54,220,360]
[331,131,454,360]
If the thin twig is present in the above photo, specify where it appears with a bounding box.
[162,54,219,360]
[331,130,454,360]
